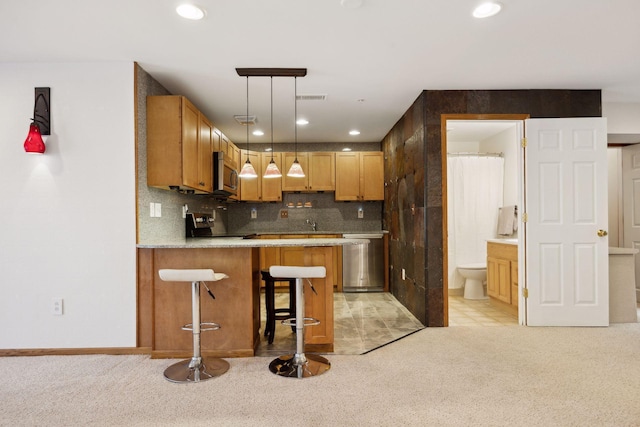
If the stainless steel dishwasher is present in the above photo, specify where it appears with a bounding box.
[342,233,384,292]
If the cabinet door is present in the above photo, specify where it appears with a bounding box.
[487,257,499,298]
[198,115,213,192]
[308,152,335,191]
[239,150,261,201]
[280,234,308,266]
[335,152,360,201]
[497,258,511,304]
[282,152,309,191]
[360,152,384,201]
[510,261,518,308]
[181,98,200,190]
[261,152,283,202]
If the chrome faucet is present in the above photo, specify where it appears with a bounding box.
[306,219,317,232]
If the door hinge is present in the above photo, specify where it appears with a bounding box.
[522,288,528,298]
[522,212,528,222]
[521,137,527,148]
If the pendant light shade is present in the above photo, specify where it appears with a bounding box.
[287,159,305,177]
[287,77,305,178]
[239,158,258,178]
[24,122,46,154]
[239,76,258,179]
[264,76,282,179]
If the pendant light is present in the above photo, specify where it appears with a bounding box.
[263,76,282,178]
[24,87,50,154]
[287,76,305,178]
[239,76,258,179]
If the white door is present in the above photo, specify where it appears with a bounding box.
[622,145,640,291]
[525,118,609,326]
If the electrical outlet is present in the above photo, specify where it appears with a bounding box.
[149,202,155,217]
[358,208,364,219]
[52,297,63,315]
[154,203,162,217]
[251,208,257,219]
[280,209,288,219]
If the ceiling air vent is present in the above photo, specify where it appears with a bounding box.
[234,115,257,125]
[296,94,327,101]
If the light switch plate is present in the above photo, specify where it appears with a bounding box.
[154,203,162,217]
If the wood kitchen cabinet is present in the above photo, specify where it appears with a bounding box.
[486,241,518,315]
[261,152,283,201]
[335,151,384,201]
[147,95,213,193]
[239,149,262,202]
[238,152,283,202]
[259,234,342,290]
[282,152,335,192]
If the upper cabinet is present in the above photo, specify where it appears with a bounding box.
[335,151,384,201]
[261,152,283,202]
[282,152,335,192]
[238,152,284,202]
[147,96,212,194]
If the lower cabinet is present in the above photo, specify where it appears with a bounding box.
[486,242,518,314]
[259,234,341,290]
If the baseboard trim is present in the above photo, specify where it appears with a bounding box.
[0,347,152,357]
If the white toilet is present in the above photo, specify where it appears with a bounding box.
[458,263,488,300]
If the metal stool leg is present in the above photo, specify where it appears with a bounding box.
[269,277,330,378]
[163,280,230,383]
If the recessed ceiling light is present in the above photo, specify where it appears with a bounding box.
[296,119,309,125]
[252,130,264,136]
[342,147,352,152]
[264,147,272,152]
[349,130,360,136]
[176,4,206,20]
[473,2,502,18]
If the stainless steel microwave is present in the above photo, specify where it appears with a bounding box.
[213,151,238,197]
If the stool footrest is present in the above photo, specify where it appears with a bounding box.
[181,322,221,332]
[282,317,320,327]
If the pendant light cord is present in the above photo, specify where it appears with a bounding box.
[245,76,250,159]
[294,76,298,160]
[270,76,274,160]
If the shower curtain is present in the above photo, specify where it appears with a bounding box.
[447,155,504,289]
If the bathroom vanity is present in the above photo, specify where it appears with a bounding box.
[486,240,518,315]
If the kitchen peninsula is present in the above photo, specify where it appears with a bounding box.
[137,236,367,358]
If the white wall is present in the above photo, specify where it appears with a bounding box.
[603,102,640,134]
[0,62,136,348]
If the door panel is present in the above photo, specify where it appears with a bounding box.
[525,118,608,326]
[621,144,640,301]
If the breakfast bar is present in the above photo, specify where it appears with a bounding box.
[136,237,367,358]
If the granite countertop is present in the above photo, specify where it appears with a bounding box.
[137,237,370,249]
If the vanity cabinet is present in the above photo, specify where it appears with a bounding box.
[147,95,213,194]
[282,152,335,192]
[486,241,518,314]
[335,151,384,201]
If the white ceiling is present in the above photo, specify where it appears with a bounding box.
[2,0,639,145]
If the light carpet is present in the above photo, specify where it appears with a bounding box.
[2,324,639,426]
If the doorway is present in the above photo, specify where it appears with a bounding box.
[442,114,528,326]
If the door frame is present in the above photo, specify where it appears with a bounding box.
[441,113,530,326]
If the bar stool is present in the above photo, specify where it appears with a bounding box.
[260,269,296,344]
[268,265,330,378]
[158,268,230,383]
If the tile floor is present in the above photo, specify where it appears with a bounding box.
[255,291,425,356]
[448,295,518,326]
